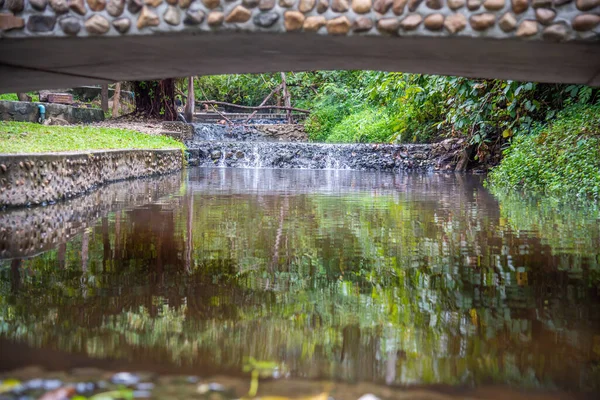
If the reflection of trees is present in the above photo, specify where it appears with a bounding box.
[1,184,600,391]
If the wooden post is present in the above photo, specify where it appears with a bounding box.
[185,76,194,123]
[101,84,109,113]
[112,82,121,118]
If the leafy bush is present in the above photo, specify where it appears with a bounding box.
[326,108,395,143]
[487,104,600,199]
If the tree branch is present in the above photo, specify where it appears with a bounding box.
[199,101,310,114]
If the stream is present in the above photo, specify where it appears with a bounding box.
[1,167,599,399]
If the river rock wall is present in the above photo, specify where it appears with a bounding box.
[0,100,104,124]
[0,149,183,208]
[254,124,308,141]
[188,141,439,170]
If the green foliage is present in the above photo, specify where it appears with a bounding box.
[0,121,185,153]
[0,93,40,102]
[488,104,600,199]
[326,107,395,143]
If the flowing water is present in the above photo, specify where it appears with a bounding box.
[1,168,600,399]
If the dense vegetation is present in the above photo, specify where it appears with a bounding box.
[0,121,184,153]
[488,104,600,199]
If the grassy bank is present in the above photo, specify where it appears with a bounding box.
[0,121,184,154]
[488,104,600,200]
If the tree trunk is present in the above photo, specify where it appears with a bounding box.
[101,84,109,113]
[280,72,292,123]
[16,93,30,102]
[112,82,121,118]
[133,79,177,121]
[184,76,194,123]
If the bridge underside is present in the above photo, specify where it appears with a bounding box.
[1,33,599,92]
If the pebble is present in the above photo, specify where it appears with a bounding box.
[111,372,140,386]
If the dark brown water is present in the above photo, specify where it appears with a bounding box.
[1,168,600,399]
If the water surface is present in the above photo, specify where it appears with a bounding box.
[1,168,600,397]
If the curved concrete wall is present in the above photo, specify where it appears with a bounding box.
[0,0,599,90]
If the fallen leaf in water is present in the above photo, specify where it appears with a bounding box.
[0,379,21,394]
[90,389,134,400]
[39,386,76,400]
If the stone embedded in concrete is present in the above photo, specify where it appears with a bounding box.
[87,0,106,10]
[59,16,81,35]
[448,0,465,8]
[353,16,373,31]
[128,0,143,12]
[467,0,481,9]
[331,0,349,11]
[284,10,305,30]
[392,0,407,13]
[483,0,504,9]
[85,14,110,34]
[107,0,126,16]
[50,0,69,13]
[373,0,393,13]
[377,17,400,33]
[535,8,555,24]
[259,0,276,9]
[225,5,252,23]
[26,14,57,32]
[202,0,220,7]
[327,16,351,35]
[6,0,24,12]
[279,0,296,6]
[144,0,163,6]
[0,13,24,31]
[112,17,131,33]
[179,0,193,7]
[303,15,326,30]
[68,0,87,15]
[137,6,160,28]
[576,0,600,10]
[299,0,316,11]
[317,0,329,11]
[572,14,600,31]
[207,11,224,25]
[543,23,568,41]
[516,19,537,36]
[408,0,422,11]
[498,11,516,31]
[444,12,467,32]
[470,13,495,30]
[184,9,205,24]
[164,5,181,25]
[531,0,551,7]
[352,0,372,13]
[511,0,528,13]
[254,11,279,27]
[400,14,423,30]
[426,0,442,9]
[424,13,444,30]
[30,0,48,10]
[243,0,259,7]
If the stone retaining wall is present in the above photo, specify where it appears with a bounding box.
[0,100,104,124]
[254,124,308,141]
[0,148,183,208]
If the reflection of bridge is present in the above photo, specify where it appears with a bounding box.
[1,1,599,92]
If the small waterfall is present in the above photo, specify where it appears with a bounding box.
[187,142,434,171]
[189,123,271,143]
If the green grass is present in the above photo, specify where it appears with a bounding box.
[0,121,185,154]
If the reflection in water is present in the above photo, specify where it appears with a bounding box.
[1,168,600,395]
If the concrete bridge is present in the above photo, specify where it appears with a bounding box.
[0,0,599,91]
